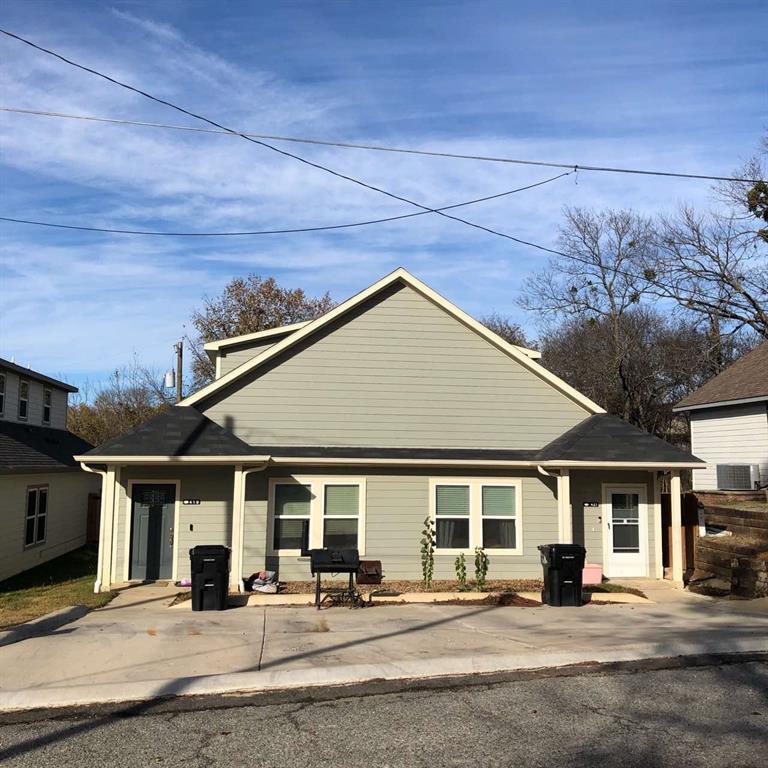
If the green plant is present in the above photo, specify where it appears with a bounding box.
[455,552,467,590]
[474,547,489,592]
[420,516,436,587]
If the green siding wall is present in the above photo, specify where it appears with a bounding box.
[243,466,559,582]
[217,339,277,377]
[203,284,589,448]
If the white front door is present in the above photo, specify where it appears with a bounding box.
[603,485,648,577]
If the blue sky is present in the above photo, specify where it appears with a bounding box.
[0,0,766,392]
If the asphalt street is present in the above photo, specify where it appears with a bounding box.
[0,660,766,767]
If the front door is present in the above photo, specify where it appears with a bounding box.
[603,486,647,577]
[130,484,176,580]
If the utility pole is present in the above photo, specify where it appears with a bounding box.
[174,340,183,403]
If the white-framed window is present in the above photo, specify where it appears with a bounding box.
[0,372,5,415]
[269,476,366,555]
[18,380,29,421]
[25,485,48,547]
[429,478,522,555]
[42,388,52,425]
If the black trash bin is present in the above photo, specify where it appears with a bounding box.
[190,545,230,611]
[538,543,586,606]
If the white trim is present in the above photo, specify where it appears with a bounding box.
[77,455,706,470]
[557,469,572,544]
[267,475,367,557]
[673,394,768,412]
[76,455,270,464]
[110,466,122,584]
[126,479,182,582]
[180,268,605,413]
[428,477,523,556]
[601,483,649,578]
[203,322,310,352]
[651,471,663,579]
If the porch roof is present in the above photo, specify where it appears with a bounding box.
[77,408,704,468]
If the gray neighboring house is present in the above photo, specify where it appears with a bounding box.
[78,269,704,593]
[0,358,99,582]
[674,340,768,491]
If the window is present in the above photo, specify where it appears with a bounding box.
[0,372,5,415]
[273,483,311,552]
[323,484,360,548]
[42,388,52,424]
[435,485,470,549]
[270,477,366,554]
[431,479,522,554]
[25,486,48,547]
[482,485,517,549]
[18,380,29,421]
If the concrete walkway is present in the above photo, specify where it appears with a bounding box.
[0,583,766,711]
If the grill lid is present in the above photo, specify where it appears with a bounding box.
[308,548,361,574]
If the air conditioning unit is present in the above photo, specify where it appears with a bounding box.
[716,464,761,490]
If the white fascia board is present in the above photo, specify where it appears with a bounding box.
[673,395,768,413]
[203,322,309,352]
[181,267,605,414]
[75,455,271,465]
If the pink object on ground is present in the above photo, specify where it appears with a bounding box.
[582,563,603,585]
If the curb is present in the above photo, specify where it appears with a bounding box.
[0,606,89,650]
[1,636,766,713]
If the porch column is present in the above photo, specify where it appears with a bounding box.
[651,471,663,579]
[230,465,244,592]
[670,470,684,586]
[98,464,117,592]
[558,470,572,544]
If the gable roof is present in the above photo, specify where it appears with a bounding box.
[0,421,93,470]
[0,357,78,393]
[674,340,768,411]
[203,322,310,354]
[78,406,262,462]
[180,268,603,413]
[537,414,702,464]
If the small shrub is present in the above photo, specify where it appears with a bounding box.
[455,552,467,590]
[420,515,436,587]
[474,547,489,591]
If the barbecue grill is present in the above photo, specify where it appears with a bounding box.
[307,548,362,608]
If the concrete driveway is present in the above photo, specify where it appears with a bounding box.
[1,584,767,710]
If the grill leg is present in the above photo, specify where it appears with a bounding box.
[315,572,321,609]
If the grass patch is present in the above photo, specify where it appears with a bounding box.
[0,546,117,630]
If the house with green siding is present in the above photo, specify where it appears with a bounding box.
[77,269,703,592]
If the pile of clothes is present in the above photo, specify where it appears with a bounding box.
[244,570,279,593]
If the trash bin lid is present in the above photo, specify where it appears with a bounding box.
[189,545,231,557]
[537,543,586,566]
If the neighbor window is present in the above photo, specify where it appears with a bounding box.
[42,388,52,425]
[0,372,5,415]
[435,484,471,549]
[481,485,517,549]
[273,483,312,552]
[18,380,29,421]
[323,484,360,548]
[25,486,48,547]
[270,477,366,554]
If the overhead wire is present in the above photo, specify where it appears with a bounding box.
[0,106,762,184]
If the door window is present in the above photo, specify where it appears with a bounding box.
[611,493,640,553]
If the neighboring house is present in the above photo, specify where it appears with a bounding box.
[0,358,99,582]
[78,269,703,592]
[674,341,768,491]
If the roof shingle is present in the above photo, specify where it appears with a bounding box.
[0,422,93,470]
[675,341,768,410]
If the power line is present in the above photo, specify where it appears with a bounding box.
[0,171,572,236]
[0,106,763,185]
[0,28,555,248]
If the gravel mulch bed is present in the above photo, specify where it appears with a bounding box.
[280,579,544,595]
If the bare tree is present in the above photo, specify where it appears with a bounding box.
[188,275,335,387]
[479,312,534,348]
[67,356,174,447]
